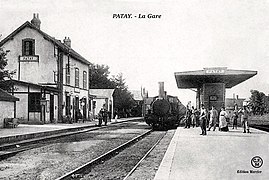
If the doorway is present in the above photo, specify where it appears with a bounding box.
[66,95,71,116]
[82,98,87,119]
[50,94,54,123]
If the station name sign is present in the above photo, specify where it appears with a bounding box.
[204,68,226,74]
[19,55,39,62]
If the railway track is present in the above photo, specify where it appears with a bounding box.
[0,126,102,160]
[250,124,269,132]
[56,130,167,180]
[0,120,155,179]
[122,132,165,180]
[0,119,140,160]
[56,129,157,180]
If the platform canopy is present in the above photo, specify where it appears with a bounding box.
[174,67,257,89]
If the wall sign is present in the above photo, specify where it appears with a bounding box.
[204,67,227,74]
[209,95,218,101]
[19,55,39,62]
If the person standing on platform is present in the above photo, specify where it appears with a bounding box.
[102,108,108,126]
[195,108,200,127]
[199,104,207,135]
[114,110,119,122]
[184,106,192,128]
[232,108,239,129]
[98,109,103,127]
[219,107,229,132]
[238,106,250,133]
[108,111,112,121]
[191,106,197,128]
[208,106,218,131]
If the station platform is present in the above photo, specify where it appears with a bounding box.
[154,127,269,180]
[0,117,142,145]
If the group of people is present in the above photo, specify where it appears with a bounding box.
[98,108,108,126]
[184,104,251,136]
[184,106,200,128]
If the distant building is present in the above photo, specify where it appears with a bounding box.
[0,14,91,123]
[225,95,245,117]
[89,89,115,119]
[130,90,143,102]
[130,90,145,117]
[0,88,19,128]
[145,97,154,110]
[225,95,245,110]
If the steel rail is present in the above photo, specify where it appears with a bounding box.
[123,131,167,180]
[0,119,141,160]
[55,129,153,180]
[0,127,101,160]
[250,125,269,132]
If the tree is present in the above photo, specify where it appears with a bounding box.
[89,63,116,89]
[89,63,136,117]
[112,73,135,117]
[0,47,15,91]
[249,90,266,115]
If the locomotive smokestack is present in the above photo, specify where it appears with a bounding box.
[158,82,165,99]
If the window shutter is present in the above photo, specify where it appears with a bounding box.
[32,40,35,55]
[22,40,25,56]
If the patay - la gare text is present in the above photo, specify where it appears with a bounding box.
[113,13,161,19]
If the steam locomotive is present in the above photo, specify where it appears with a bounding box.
[144,83,186,129]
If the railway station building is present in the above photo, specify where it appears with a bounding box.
[174,67,257,111]
[0,14,92,124]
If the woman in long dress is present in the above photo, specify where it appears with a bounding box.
[219,107,229,132]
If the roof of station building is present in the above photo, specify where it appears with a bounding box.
[0,21,90,65]
[174,67,257,89]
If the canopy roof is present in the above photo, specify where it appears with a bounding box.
[0,88,19,102]
[174,67,257,89]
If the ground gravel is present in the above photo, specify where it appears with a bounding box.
[81,131,168,180]
[127,129,176,180]
[0,122,149,180]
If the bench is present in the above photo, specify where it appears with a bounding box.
[4,118,19,128]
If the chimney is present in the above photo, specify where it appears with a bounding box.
[63,37,71,47]
[236,95,239,100]
[158,82,165,99]
[164,91,167,100]
[30,13,41,29]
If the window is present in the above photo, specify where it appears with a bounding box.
[83,71,87,89]
[75,68,79,87]
[66,64,70,85]
[22,39,35,56]
[29,93,41,112]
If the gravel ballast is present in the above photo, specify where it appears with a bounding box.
[0,122,150,179]
[127,129,176,180]
[80,131,167,180]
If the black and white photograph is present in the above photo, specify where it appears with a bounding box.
[0,0,269,179]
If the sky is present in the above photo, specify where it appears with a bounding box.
[1,0,269,106]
